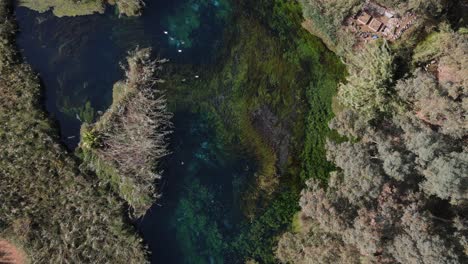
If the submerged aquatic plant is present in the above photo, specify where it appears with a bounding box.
[173,178,224,264]
[163,0,231,48]
[60,99,95,123]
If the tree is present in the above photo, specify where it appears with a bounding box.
[422,151,468,204]
[277,227,362,264]
[326,140,387,204]
[299,178,356,234]
[390,204,462,264]
[282,3,467,264]
[395,114,456,166]
[329,109,368,139]
[337,42,394,119]
[396,70,467,139]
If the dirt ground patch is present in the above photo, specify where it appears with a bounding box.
[0,240,26,264]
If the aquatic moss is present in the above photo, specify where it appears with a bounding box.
[173,178,224,264]
[163,0,344,262]
[60,99,95,123]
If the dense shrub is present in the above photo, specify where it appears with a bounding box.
[298,0,362,52]
[337,41,395,119]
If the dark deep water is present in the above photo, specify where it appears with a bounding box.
[15,1,252,263]
[15,0,229,148]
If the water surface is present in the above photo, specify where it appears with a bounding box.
[140,112,252,263]
[16,0,230,147]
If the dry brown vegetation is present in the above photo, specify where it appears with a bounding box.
[80,48,172,218]
[112,0,145,16]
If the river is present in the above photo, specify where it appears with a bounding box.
[15,1,252,263]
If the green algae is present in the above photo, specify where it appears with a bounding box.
[60,99,95,123]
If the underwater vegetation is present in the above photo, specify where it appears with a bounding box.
[162,0,345,262]
[163,0,231,49]
[8,0,346,261]
[173,178,224,264]
[60,99,95,123]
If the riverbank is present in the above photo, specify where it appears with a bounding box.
[0,1,148,262]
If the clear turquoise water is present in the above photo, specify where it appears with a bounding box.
[15,1,252,263]
[139,112,253,263]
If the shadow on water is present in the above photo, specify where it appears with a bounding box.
[14,1,253,263]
